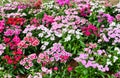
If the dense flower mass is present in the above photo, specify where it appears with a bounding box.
[0,0,120,78]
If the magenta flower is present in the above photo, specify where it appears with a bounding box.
[82,24,99,36]
[0,20,5,33]
[4,29,15,36]
[56,0,70,6]
[80,5,91,17]
[42,14,54,26]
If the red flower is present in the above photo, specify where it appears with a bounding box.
[14,55,22,62]
[7,59,13,64]
[3,55,10,60]
[34,0,42,8]
[3,37,10,43]
[67,66,73,72]
[14,66,16,69]
[7,17,25,26]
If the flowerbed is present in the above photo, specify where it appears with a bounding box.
[0,0,120,78]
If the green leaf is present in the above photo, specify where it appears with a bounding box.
[19,69,25,74]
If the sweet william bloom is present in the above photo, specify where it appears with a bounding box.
[31,39,40,46]
[42,14,54,25]
[4,29,15,36]
[34,0,42,8]
[7,59,13,64]
[12,36,21,45]
[0,20,5,33]
[114,71,120,78]
[28,53,37,60]
[3,37,10,43]
[53,67,58,71]
[80,5,91,17]
[116,14,120,21]
[67,66,73,72]
[56,0,70,6]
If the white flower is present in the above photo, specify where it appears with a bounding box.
[68,30,75,34]
[108,55,112,58]
[4,74,12,78]
[109,22,115,27]
[107,61,112,66]
[113,56,118,63]
[55,33,62,37]
[50,36,55,40]
[76,35,80,39]
[64,35,71,42]
[62,28,68,33]
[0,67,4,70]
[114,47,120,54]
[44,42,49,46]
[41,45,46,50]
[38,33,44,37]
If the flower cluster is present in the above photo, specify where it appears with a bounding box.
[82,24,99,36]
[0,20,5,33]
[98,12,115,23]
[74,45,109,72]
[18,36,40,48]
[7,17,26,26]
[3,49,23,66]
[0,0,120,78]
[42,14,54,26]
[20,53,37,69]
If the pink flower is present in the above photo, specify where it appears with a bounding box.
[37,58,41,63]
[18,40,27,48]
[12,36,21,45]
[31,39,40,46]
[28,62,33,67]
[116,14,120,21]
[25,65,30,69]
[41,67,52,74]
[4,29,15,36]
[38,53,45,59]
[67,66,73,72]
[114,71,120,78]
[41,67,48,72]
[53,67,58,71]
[28,53,37,60]
[20,59,26,66]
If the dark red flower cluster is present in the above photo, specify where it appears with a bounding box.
[7,17,26,26]
[82,24,99,36]
[3,36,21,50]
[34,0,42,8]
[3,49,23,66]
[60,55,70,63]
